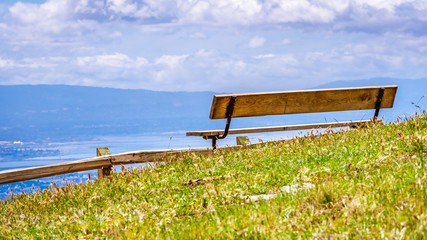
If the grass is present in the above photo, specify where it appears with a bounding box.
[1,112,427,239]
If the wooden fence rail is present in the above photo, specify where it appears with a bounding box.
[0,125,354,185]
[0,147,221,185]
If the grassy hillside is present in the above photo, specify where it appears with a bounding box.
[1,112,426,238]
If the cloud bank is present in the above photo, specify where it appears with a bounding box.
[2,0,427,44]
[0,0,426,92]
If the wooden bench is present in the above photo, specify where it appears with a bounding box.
[186,86,398,148]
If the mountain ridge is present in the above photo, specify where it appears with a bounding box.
[1,78,426,141]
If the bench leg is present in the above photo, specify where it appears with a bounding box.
[374,87,385,120]
[204,136,217,149]
[212,137,217,149]
[202,96,237,150]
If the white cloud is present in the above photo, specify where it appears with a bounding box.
[189,32,206,39]
[282,38,291,45]
[1,0,427,47]
[105,0,177,20]
[264,0,336,23]
[0,57,58,68]
[0,58,14,68]
[2,0,99,45]
[253,54,276,59]
[355,0,418,12]
[109,31,123,38]
[77,53,135,68]
[155,54,189,68]
[8,0,76,32]
[136,57,150,67]
[248,36,265,48]
[107,0,138,16]
[180,0,263,25]
[195,49,215,58]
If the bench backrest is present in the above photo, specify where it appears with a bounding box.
[209,86,398,119]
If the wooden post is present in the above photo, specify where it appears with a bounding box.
[236,136,251,146]
[97,147,112,178]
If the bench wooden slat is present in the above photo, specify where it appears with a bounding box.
[210,86,397,119]
[186,120,370,137]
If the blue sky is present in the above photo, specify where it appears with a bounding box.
[0,0,426,92]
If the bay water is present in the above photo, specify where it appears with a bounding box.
[0,131,300,199]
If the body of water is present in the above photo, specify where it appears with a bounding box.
[0,130,302,199]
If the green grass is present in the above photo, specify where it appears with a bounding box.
[1,113,427,239]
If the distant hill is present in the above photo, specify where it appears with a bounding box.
[0,79,425,142]
[0,85,218,141]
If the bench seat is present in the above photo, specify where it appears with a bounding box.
[186,120,371,137]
